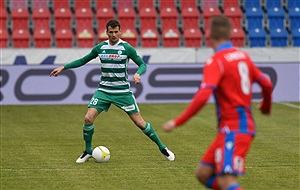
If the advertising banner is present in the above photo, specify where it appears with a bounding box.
[1,63,299,105]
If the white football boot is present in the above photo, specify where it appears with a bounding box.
[161,148,175,161]
[76,150,92,163]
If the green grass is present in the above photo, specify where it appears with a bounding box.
[1,102,299,189]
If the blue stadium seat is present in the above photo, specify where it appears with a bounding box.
[245,7,264,30]
[270,28,288,47]
[288,0,300,8]
[288,7,300,30]
[292,28,300,46]
[248,28,266,47]
[267,7,285,30]
[265,0,281,8]
[245,0,261,8]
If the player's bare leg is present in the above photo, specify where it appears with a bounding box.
[217,174,241,190]
[76,108,99,163]
[129,113,175,161]
[196,164,220,189]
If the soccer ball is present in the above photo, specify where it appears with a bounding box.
[92,146,110,163]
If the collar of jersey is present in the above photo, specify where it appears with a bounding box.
[216,42,233,52]
[108,39,122,46]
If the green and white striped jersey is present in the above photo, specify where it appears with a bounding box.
[64,39,147,93]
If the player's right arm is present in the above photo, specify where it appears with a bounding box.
[50,48,98,77]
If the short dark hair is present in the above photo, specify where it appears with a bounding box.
[106,19,121,31]
[210,15,231,41]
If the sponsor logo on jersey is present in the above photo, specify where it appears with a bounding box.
[99,54,120,59]
[109,54,120,58]
[121,104,135,112]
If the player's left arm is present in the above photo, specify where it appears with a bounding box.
[252,63,273,115]
[124,43,147,84]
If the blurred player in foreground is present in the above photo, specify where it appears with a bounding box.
[50,19,175,163]
[163,15,272,190]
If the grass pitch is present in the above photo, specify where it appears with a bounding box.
[1,102,299,189]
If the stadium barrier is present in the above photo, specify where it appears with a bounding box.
[1,48,299,105]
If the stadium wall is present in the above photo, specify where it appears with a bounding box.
[1,48,299,105]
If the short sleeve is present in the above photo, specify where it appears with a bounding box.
[201,57,223,89]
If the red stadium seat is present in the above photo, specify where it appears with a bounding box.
[98,28,107,43]
[224,7,242,29]
[53,0,69,9]
[32,8,50,30]
[0,0,4,9]
[11,0,27,9]
[138,0,155,9]
[117,0,133,9]
[11,8,29,31]
[205,29,211,47]
[121,28,137,47]
[159,0,176,9]
[75,7,93,30]
[77,28,95,47]
[184,28,202,47]
[160,7,178,30]
[96,0,113,9]
[118,7,136,29]
[12,29,30,48]
[223,0,239,10]
[162,28,180,47]
[54,7,72,30]
[0,28,8,47]
[74,0,90,9]
[31,0,48,9]
[231,28,245,47]
[201,0,218,9]
[180,0,197,10]
[182,7,200,29]
[55,28,73,47]
[96,7,114,30]
[141,28,159,47]
[202,7,221,30]
[34,28,51,47]
[139,7,157,30]
[0,8,7,29]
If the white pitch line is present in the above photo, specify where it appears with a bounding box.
[1,167,192,172]
[277,102,300,109]
[1,165,298,172]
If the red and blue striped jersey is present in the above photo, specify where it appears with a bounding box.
[202,43,267,135]
[174,42,272,135]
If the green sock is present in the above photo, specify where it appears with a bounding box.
[83,123,94,154]
[142,122,166,151]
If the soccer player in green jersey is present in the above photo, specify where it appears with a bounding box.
[50,19,175,163]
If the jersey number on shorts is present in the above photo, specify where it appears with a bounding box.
[238,61,250,95]
[90,98,98,105]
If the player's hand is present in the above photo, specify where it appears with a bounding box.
[258,103,270,115]
[50,66,64,77]
[163,120,176,132]
[132,73,141,84]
